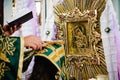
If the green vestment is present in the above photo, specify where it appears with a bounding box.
[0,25,65,80]
[0,25,24,80]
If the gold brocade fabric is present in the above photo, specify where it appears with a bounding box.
[0,25,65,80]
[0,25,24,80]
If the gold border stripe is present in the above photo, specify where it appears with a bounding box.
[17,37,24,80]
[51,45,65,62]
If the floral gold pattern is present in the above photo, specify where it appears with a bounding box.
[0,62,10,80]
[0,53,10,62]
[0,34,17,79]
[2,37,17,56]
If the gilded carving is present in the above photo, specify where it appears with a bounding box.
[54,0,107,80]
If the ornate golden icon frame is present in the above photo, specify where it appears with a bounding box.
[54,0,108,79]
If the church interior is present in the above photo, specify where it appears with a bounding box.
[2,0,120,80]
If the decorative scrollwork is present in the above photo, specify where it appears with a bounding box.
[54,0,107,80]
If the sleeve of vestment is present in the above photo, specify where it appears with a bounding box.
[0,25,24,80]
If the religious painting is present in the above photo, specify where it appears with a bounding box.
[66,22,91,55]
[54,0,108,80]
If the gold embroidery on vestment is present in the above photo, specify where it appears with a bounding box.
[0,62,10,79]
[0,37,17,62]
[2,37,17,56]
[0,53,10,62]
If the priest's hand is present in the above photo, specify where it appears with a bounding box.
[24,35,46,50]
[3,24,22,36]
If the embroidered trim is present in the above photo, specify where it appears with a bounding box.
[2,37,17,56]
[17,37,24,80]
[0,62,10,80]
[0,30,17,79]
[0,37,17,63]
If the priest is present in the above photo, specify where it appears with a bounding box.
[0,0,65,80]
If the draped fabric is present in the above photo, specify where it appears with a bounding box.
[23,43,65,72]
[23,43,65,80]
[0,25,65,80]
[34,44,65,71]
[0,25,24,80]
[100,0,119,80]
[113,14,120,80]
[106,1,120,80]
[111,4,120,80]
